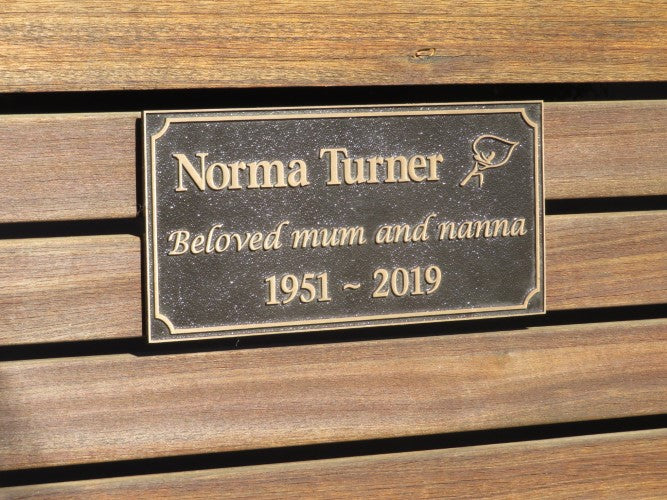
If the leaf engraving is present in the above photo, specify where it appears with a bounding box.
[460,135,519,188]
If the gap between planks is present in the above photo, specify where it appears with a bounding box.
[0,210,665,345]
[0,318,665,470]
[3,429,665,499]
[0,100,665,223]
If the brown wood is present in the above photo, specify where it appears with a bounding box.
[1,101,666,223]
[1,2,665,93]
[1,211,664,346]
[0,113,139,223]
[545,211,667,310]
[0,235,141,344]
[4,430,665,498]
[0,319,664,470]
[545,101,667,199]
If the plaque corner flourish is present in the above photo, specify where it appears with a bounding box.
[153,312,178,336]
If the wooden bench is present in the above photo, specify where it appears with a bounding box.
[1,1,665,496]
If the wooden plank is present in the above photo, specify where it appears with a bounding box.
[545,211,667,310]
[1,101,665,223]
[4,430,665,498]
[1,1,665,92]
[0,319,664,470]
[1,211,664,346]
[0,113,139,223]
[544,101,667,199]
[0,235,141,344]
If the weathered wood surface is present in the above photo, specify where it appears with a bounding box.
[1,1,665,92]
[1,210,664,346]
[0,319,664,470]
[1,101,666,223]
[0,234,141,344]
[0,113,139,223]
[544,101,667,199]
[4,430,665,498]
[545,211,667,310]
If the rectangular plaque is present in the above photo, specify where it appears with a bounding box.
[144,102,544,343]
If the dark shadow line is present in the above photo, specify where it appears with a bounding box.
[1,414,664,487]
[546,195,666,215]
[0,194,664,241]
[0,303,663,362]
[0,218,141,240]
[1,82,665,115]
[2,192,665,242]
[137,117,150,343]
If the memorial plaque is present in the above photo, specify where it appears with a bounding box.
[144,103,544,343]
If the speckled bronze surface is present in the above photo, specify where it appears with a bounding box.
[144,103,544,343]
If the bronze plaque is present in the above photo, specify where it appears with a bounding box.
[144,103,544,343]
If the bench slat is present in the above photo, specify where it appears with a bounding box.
[0,319,664,470]
[544,101,667,199]
[1,211,664,346]
[0,234,141,344]
[1,2,665,92]
[4,430,665,498]
[1,101,666,223]
[0,113,139,223]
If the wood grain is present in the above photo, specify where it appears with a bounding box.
[0,113,139,223]
[0,234,141,344]
[545,211,667,310]
[1,1,665,92]
[1,101,665,223]
[544,101,667,199]
[1,211,664,346]
[0,319,665,470]
[4,430,665,498]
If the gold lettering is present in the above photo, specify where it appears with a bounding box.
[228,161,246,190]
[385,156,407,183]
[321,149,442,186]
[264,221,289,250]
[438,221,456,240]
[511,218,527,236]
[205,163,230,190]
[249,232,263,251]
[342,157,367,185]
[408,155,427,182]
[335,226,366,245]
[173,153,207,192]
[457,222,474,239]
[231,233,252,251]
[291,228,320,248]
[366,156,383,184]
[374,223,412,244]
[247,160,286,189]
[287,160,310,187]
[190,234,205,254]
[321,148,348,186]
[291,226,366,248]
[168,230,190,255]
[413,213,436,241]
[491,219,510,237]
[320,228,339,247]
[426,154,443,181]
[474,220,492,238]
[437,218,528,240]
[215,233,231,252]
[206,224,223,253]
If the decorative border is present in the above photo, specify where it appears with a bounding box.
[144,103,544,342]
